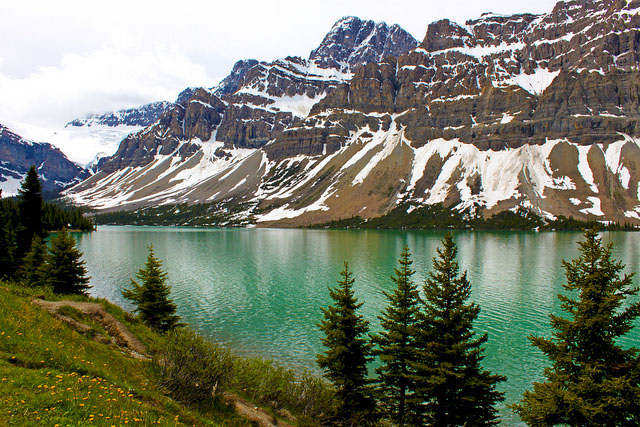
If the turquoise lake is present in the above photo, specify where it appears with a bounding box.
[74,226,640,425]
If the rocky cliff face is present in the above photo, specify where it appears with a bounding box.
[67,0,640,225]
[300,0,640,149]
[97,88,226,173]
[0,124,88,195]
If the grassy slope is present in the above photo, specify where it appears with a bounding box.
[0,282,243,427]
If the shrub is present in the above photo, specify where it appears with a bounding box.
[154,328,233,405]
[232,357,336,421]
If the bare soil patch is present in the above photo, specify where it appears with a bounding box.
[32,299,148,359]
[223,392,295,427]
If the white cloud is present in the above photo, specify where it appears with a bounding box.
[0,44,213,127]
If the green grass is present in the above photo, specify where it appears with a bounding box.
[0,282,242,426]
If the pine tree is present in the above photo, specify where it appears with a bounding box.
[373,246,422,426]
[17,166,45,259]
[513,228,640,426]
[0,198,18,279]
[17,235,48,287]
[0,218,15,279]
[413,233,505,426]
[122,246,181,332]
[317,262,375,426]
[46,229,91,295]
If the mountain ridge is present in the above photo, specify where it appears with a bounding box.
[90,16,417,176]
[66,101,173,128]
[0,123,88,195]
[65,1,640,225]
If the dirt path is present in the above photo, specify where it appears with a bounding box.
[32,299,148,358]
[223,393,295,427]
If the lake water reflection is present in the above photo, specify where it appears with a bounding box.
[75,227,640,425]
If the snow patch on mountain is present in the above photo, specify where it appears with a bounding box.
[255,183,336,222]
[235,88,328,117]
[292,61,353,81]
[604,135,634,189]
[407,138,575,211]
[577,145,599,193]
[259,147,343,201]
[440,42,526,58]
[168,138,255,191]
[580,196,604,216]
[0,170,23,196]
[340,127,379,171]
[501,68,561,95]
[351,126,404,186]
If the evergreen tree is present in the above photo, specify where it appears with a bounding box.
[17,235,48,287]
[513,228,640,426]
[42,201,95,232]
[46,229,91,295]
[0,218,15,279]
[317,262,375,426]
[373,246,422,426]
[17,166,45,258]
[122,246,181,332]
[413,233,505,426]
[0,198,18,279]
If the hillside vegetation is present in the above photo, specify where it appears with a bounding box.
[0,282,334,426]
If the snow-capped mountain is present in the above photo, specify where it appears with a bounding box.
[63,101,174,168]
[66,101,172,128]
[0,123,88,196]
[309,16,419,71]
[66,0,640,225]
[83,16,417,179]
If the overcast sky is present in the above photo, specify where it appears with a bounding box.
[0,0,560,129]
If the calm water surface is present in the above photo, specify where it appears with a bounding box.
[75,227,640,425]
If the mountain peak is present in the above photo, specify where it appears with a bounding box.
[213,59,260,96]
[333,16,360,26]
[309,16,418,71]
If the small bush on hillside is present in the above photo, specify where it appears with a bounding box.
[293,372,337,422]
[154,328,234,405]
[232,357,336,422]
